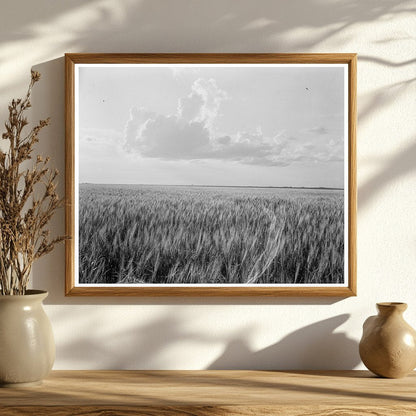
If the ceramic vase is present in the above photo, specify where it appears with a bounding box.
[359,302,416,378]
[0,290,55,387]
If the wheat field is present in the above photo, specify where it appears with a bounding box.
[78,184,344,285]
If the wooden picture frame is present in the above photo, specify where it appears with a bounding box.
[65,53,356,297]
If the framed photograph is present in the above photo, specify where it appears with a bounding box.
[65,53,356,296]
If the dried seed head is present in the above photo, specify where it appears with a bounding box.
[39,118,50,127]
[45,182,56,196]
[31,70,41,82]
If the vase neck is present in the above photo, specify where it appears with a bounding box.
[377,302,407,316]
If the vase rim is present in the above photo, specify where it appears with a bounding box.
[0,290,48,301]
[377,302,407,312]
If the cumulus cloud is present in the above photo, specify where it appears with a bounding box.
[177,78,228,127]
[123,78,343,167]
[124,78,225,160]
[177,92,204,122]
[307,126,328,135]
[131,114,210,159]
[124,107,155,152]
[80,128,123,155]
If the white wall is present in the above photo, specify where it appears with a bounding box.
[1,0,415,370]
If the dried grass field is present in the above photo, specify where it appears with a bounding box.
[78,184,344,285]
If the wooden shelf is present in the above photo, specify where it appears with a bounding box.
[1,370,415,415]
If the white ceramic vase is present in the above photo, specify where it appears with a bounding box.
[0,290,55,387]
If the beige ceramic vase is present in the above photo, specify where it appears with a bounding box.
[359,302,416,378]
[0,290,55,387]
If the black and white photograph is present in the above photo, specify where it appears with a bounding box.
[66,55,356,295]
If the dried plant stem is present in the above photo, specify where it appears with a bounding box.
[0,71,65,295]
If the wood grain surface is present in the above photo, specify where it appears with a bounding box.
[1,370,415,415]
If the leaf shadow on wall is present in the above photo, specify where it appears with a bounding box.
[0,0,414,95]
[25,0,415,306]
[207,314,360,370]
[53,308,359,370]
[358,138,416,210]
[0,0,414,374]
[54,311,216,369]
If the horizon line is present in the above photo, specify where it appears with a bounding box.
[79,182,344,191]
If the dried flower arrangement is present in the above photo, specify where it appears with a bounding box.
[0,71,65,295]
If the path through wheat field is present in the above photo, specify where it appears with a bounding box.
[78,184,344,285]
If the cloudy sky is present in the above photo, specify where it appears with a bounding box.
[78,64,346,188]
